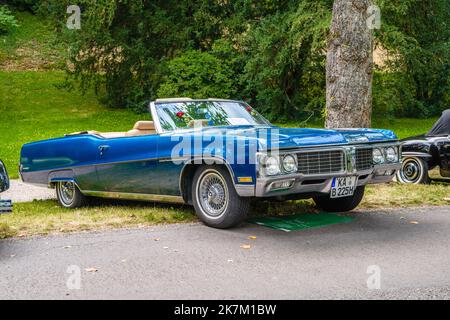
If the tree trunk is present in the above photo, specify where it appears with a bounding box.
[325,0,373,128]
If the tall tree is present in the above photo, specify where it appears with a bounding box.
[325,0,373,128]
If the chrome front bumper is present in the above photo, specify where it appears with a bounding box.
[234,162,401,198]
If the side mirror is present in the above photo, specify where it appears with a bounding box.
[0,160,10,193]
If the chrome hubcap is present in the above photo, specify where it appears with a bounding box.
[198,172,228,217]
[400,159,421,183]
[59,182,75,205]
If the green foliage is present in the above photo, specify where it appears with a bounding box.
[35,0,449,121]
[242,1,332,121]
[7,0,39,12]
[372,71,417,117]
[375,0,450,117]
[0,5,19,34]
[157,47,237,100]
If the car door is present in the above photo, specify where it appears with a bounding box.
[94,134,160,194]
[155,132,187,196]
[440,137,450,177]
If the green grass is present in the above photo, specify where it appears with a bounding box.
[0,11,65,70]
[0,71,146,178]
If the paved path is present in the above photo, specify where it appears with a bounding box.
[1,206,450,299]
[2,180,55,203]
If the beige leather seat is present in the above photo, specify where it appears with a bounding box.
[126,121,156,137]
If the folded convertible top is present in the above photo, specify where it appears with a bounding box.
[427,109,450,136]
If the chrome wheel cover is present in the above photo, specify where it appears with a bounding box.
[58,182,75,205]
[399,158,422,183]
[197,171,229,218]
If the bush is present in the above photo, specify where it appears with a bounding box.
[0,6,19,34]
[8,0,39,12]
[373,71,418,117]
[157,49,238,100]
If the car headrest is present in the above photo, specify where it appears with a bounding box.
[133,121,155,131]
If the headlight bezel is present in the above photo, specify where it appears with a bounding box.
[385,146,398,163]
[262,155,281,176]
[259,153,298,176]
[372,148,385,164]
[281,154,298,173]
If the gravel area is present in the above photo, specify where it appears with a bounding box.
[1,180,55,203]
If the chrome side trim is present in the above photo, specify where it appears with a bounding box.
[81,190,186,204]
[401,152,432,158]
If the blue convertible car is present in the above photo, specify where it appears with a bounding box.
[20,98,401,228]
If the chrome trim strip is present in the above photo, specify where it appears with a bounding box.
[81,190,185,204]
[149,101,164,134]
[401,152,432,158]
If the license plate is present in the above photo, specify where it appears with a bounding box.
[0,199,12,214]
[330,177,357,198]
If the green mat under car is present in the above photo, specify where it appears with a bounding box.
[247,213,355,232]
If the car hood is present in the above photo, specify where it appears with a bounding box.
[172,125,398,150]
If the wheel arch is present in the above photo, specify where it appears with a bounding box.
[179,157,237,204]
[401,152,435,168]
[48,169,77,188]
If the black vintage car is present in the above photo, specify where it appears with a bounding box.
[0,160,9,193]
[397,110,450,184]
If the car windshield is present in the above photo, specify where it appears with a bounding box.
[154,101,271,132]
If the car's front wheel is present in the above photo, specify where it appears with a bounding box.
[56,181,87,208]
[313,186,365,212]
[396,157,430,184]
[192,166,250,229]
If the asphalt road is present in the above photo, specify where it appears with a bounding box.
[1,206,450,300]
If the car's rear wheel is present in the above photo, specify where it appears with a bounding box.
[396,157,430,184]
[56,181,87,208]
[192,166,250,229]
[313,186,365,212]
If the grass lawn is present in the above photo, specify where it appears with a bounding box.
[1,181,449,238]
[0,11,65,70]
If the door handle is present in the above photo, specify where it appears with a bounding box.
[98,145,110,156]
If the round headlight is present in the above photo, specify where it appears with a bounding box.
[282,154,297,173]
[385,147,398,162]
[372,148,384,164]
[264,156,281,176]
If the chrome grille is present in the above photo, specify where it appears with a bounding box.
[355,148,373,171]
[297,150,345,175]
